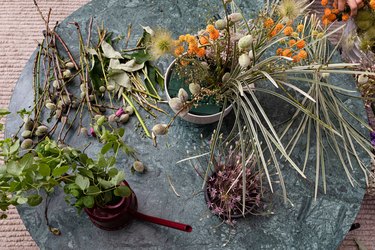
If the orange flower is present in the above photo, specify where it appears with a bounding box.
[322,17,331,26]
[324,8,331,16]
[292,55,301,62]
[282,49,293,57]
[196,47,206,57]
[284,26,293,36]
[174,46,184,56]
[269,29,277,37]
[370,0,375,9]
[298,49,308,59]
[296,40,306,49]
[206,24,216,33]
[289,39,296,47]
[275,23,284,32]
[297,24,304,33]
[199,36,210,45]
[321,0,328,6]
[327,13,337,22]
[342,13,350,21]
[188,43,198,55]
[178,35,186,42]
[209,29,220,40]
[185,34,196,44]
[331,8,339,14]
[264,18,274,28]
[276,48,283,56]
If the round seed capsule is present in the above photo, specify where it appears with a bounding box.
[133,161,144,173]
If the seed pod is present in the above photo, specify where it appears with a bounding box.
[152,124,168,135]
[99,86,106,93]
[118,114,130,123]
[178,88,189,102]
[169,97,183,112]
[238,35,253,50]
[189,83,201,95]
[108,114,118,123]
[63,69,72,78]
[124,106,134,116]
[21,130,32,139]
[239,54,251,68]
[107,85,115,91]
[52,80,59,88]
[21,139,33,149]
[358,74,369,84]
[80,127,88,136]
[222,72,231,83]
[35,125,48,136]
[215,19,227,30]
[45,103,57,111]
[96,115,106,126]
[65,62,74,69]
[133,161,144,173]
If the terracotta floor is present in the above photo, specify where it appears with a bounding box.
[0,0,374,249]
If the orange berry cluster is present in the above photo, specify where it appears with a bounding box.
[274,23,307,62]
[174,24,220,58]
[321,0,349,25]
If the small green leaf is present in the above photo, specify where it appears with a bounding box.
[114,186,131,197]
[0,109,10,115]
[75,175,90,191]
[38,163,50,177]
[27,194,43,206]
[108,168,118,177]
[101,142,113,155]
[82,196,95,208]
[52,165,70,177]
[17,197,28,204]
[10,140,20,154]
[98,178,114,189]
[86,186,100,195]
[111,171,125,185]
[6,161,22,176]
[19,153,33,170]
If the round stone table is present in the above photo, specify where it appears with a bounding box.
[6,0,370,249]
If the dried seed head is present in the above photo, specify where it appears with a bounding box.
[21,130,32,139]
[238,35,253,50]
[178,88,189,102]
[63,69,72,78]
[358,74,369,84]
[124,106,134,115]
[228,13,243,23]
[80,92,86,99]
[169,97,183,112]
[21,139,33,149]
[118,114,130,123]
[65,62,74,69]
[152,124,169,135]
[189,83,201,95]
[99,86,106,93]
[45,103,57,111]
[133,161,145,173]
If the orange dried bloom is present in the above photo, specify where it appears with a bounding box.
[296,40,306,49]
[196,47,206,57]
[276,48,283,56]
[324,8,331,16]
[178,35,186,42]
[297,24,304,33]
[275,23,284,32]
[284,26,294,36]
[264,18,274,28]
[188,43,198,55]
[332,8,339,14]
[206,24,216,33]
[292,55,301,62]
[370,0,375,10]
[342,13,350,21]
[199,36,210,45]
[185,34,196,43]
[209,29,220,40]
[282,49,293,57]
[298,49,308,59]
[269,29,277,37]
[174,46,184,56]
[322,17,331,26]
[327,13,337,22]
[289,39,296,47]
[321,0,328,6]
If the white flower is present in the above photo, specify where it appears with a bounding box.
[238,35,253,50]
[239,54,251,68]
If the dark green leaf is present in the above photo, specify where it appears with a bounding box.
[82,196,95,208]
[0,109,10,116]
[114,186,131,197]
[117,128,125,138]
[38,163,50,177]
[19,153,33,170]
[101,142,113,155]
[86,186,100,195]
[52,165,70,177]
[78,168,94,179]
[108,168,118,177]
[27,194,43,206]
[126,50,151,64]
[8,182,21,192]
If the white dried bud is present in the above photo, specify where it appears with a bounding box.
[99,86,106,93]
[152,124,169,135]
[358,74,368,84]
[133,161,144,173]
[248,50,254,60]
[169,97,183,112]
[52,80,59,88]
[239,54,251,68]
[228,13,243,23]
[189,83,201,95]
[238,35,253,50]
[80,92,86,99]
[65,62,74,69]
[124,106,134,115]
[80,84,86,92]
[21,139,33,149]
[215,19,227,30]
[21,130,32,138]
[63,69,72,78]
[321,73,330,79]
[107,85,115,91]
[45,103,57,111]
[178,88,189,102]
[222,72,231,83]
[118,114,130,123]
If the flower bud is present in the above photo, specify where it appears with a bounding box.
[189,83,201,95]
[118,114,130,124]
[215,19,227,30]
[115,108,125,117]
[35,125,48,136]
[23,118,34,131]
[108,114,118,123]
[169,97,183,112]
[133,161,144,173]
[65,62,75,69]
[89,127,96,137]
[52,80,59,88]
[21,130,32,139]
[125,106,134,116]
[248,50,254,60]
[107,85,115,91]
[21,139,33,149]
[96,115,106,126]
[99,86,106,93]
[178,88,189,102]
[152,124,169,135]
[228,13,243,23]
[63,69,72,78]
[238,35,253,50]
[239,54,251,68]
[358,74,368,84]
[45,103,57,111]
